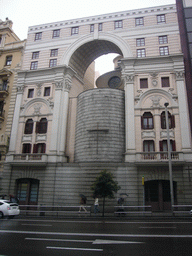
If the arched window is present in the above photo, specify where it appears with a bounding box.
[161,111,175,129]
[24,119,33,134]
[141,112,154,129]
[36,118,48,134]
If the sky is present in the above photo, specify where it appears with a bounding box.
[0,0,176,74]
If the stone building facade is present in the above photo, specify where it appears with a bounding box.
[1,4,192,211]
[0,19,26,179]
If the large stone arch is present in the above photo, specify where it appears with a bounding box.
[61,33,132,78]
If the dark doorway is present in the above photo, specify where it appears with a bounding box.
[145,180,177,211]
[16,178,39,205]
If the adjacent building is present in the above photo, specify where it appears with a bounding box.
[1,4,192,211]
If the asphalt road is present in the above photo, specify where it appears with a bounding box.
[0,217,192,255]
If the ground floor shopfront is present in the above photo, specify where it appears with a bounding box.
[1,162,192,212]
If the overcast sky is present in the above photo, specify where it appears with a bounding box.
[0,0,176,74]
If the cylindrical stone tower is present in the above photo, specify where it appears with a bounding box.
[74,88,125,162]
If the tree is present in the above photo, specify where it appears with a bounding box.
[91,170,120,217]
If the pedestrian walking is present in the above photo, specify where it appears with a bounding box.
[79,197,87,212]
[94,197,99,214]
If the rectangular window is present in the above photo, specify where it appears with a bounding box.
[2,80,8,91]
[157,14,166,23]
[50,49,58,57]
[35,32,42,41]
[0,101,4,116]
[49,59,57,67]
[114,20,123,29]
[159,35,168,44]
[90,24,94,32]
[32,51,39,59]
[28,89,34,98]
[135,17,144,26]
[30,61,38,70]
[22,143,31,153]
[140,78,148,88]
[136,38,145,47]
[98,23,103,31]
[137,48,146,58]
[5,56,12,66]
[52,29,60,38]
[71,27,79,35]
[159,46,169,56]
[161,77,170,87]
[44,87,50,96]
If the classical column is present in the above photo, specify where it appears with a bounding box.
[123,74,136,161]
[8,85,24,154]
[176,71,192,150]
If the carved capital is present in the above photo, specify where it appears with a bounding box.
[122,74,134,84]
[64,74,72,92]
[175,70,184,80]
[53,81,64,90]
[17,85,24,93]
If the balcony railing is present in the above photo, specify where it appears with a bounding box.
[136,151,183,162]
[8,154,48,166]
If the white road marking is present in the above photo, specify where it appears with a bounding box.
[1,230,192,238]
[93,239,144,244]
[139,227,177,229]
[46,246,103,251]
[25,237,93,243]
[22,224,52,227]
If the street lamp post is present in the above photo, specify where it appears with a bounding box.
[164,102,174,214]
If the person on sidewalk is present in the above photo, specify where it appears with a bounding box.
[94,197,99,214]
[79,197,87,212]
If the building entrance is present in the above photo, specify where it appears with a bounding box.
[145,180,177,211]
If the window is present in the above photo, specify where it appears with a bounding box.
[0,101,4,116]
[137,49,146,58]
[159,140,176,159]
[90,24,94,32]
[115,20,123,29]
[30,61,38,70]
[49,59,57,67]
[159,35,168,44]
[35,32,42,40]
[24,119,33,134]
[141,112,154,129]
[135,17,144,26]
[136,38,145,47]
[161,77,170,87]
[159,46,169,56]
[32,51,39,59]
[28,89,34,98]
[140,78,148,88]
[36,118,48,134]
[143,140,155,159]
[52,29,60,38]
[71,27,79,35]
[44,87,50,96]
[161,111,175,129]
[22,143,32,153]
[33,143,46,153]
[2,80,8,91]
[50,49,58,57]
[157,14,166,23]
[5,56,12,66]
[98,23,103,31]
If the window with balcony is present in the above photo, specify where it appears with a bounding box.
[161,111,175,129]
[140,78,148,88]
[141,112,154,129]
[159,140,176,159]
[50,49,58,57]
[22,143,32,153]
[5,56,12,66]
[161,77,170,87]
[71,27,79,35]
[136,38,145,47]
[24,119,33,134]
[137,49,146,58]
[36,118,48,134]
[33,143,46,153]
[115,20,123,29]
[52,29,60,38]
[135,17,144,26]
[143,140,155,159]
[2,80,8,91]
[35,32,42,41]
[157,14,166,24]
[28,89,34,98]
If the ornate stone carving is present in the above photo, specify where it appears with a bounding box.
[36,83,42,96]
[150,95,162,107]
[47,98,54,109]
[151,72,158,87]
[17,85,24,93]
[64,74,72,92]
[122,74,134,84]
[53,81,64,90]
[33,104,42,115]
[175,70,184,80]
